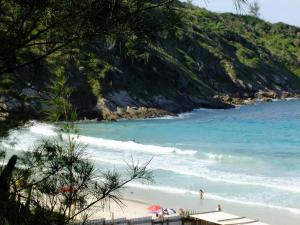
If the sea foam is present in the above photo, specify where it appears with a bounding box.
[25,122,197,155]
[77,135,197,155]
[92,154,300,194]
[20,123,300,194]
[3,121,300,216]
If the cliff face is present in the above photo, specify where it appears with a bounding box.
[4,3,300,120]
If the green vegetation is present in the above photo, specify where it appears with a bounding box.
[0,0,177,120]
[0,123,153,225]
[0,72,153,225]
[85,4,300,104]
[1,1,299,120]
[0,0,300,223]
[0,1,171,224]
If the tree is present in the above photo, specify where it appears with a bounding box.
[0,66,154,224]
[0,0,177,121]
[0,95,153,225]
[0,0,248,77]
[0,132,153,225]
[233,0,248,11]
[248,1,260,17]
[0,0,175,77]
[186,0,193,6]
[0,0,249,119]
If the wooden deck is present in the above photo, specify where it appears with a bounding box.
[83,211,269,225]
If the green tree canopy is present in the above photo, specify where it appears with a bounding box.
[0,0,175,76]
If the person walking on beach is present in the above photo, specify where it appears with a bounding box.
[216,204,222,211]
[199,189,204,200]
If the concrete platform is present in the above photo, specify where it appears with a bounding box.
[190,211,269,225]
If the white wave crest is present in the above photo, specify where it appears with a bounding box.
[29,123,57,136]
[160,165,300,193]
[206,153,235,161]
[204,153,253,163]
[77,135,196,155]
[93,155,300,194]
[25,122,197,156]
[149,112,193,120]
[147,115,178,120]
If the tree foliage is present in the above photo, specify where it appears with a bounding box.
[0,0,177,122]
[0,115,153,225]
[0,64,153,225]
[248,1,260,17]
[0,0,249,120]
[0,0,175,76]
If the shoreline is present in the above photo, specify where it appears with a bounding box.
[89,186,300,225]
[75,96,300,123]
[3,94,299,123]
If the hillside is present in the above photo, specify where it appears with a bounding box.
[3,2,300,120]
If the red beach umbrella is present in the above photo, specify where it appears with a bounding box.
[147,205,162,212]
[59,186,75,193]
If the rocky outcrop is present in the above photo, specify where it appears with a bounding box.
[87,90,234,121]
[215,90,300,106]
[88,90,299,121]
[2,88,300,121]
[95,95,173,120]
[99,106,174,121]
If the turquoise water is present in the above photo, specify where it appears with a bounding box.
[3,100,300,215]
[76,100,300,215]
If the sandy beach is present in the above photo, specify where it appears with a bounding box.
[89,186,300,225]
[89,198,153,220]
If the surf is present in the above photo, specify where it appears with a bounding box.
[2,122,198,157]
[125,182,300,215]
[4,122,300,194]
[92,155,300,194]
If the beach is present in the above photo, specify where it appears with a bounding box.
[90,187,300,225]
[3,100,300,225]
[89,197,150,220]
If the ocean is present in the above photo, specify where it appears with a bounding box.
[2,99,300,218]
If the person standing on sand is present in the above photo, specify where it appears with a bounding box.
[199,189,204,200]
[179,208,184,216]
[216,204,222,211]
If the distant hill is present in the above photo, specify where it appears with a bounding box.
[4,2,300,120]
